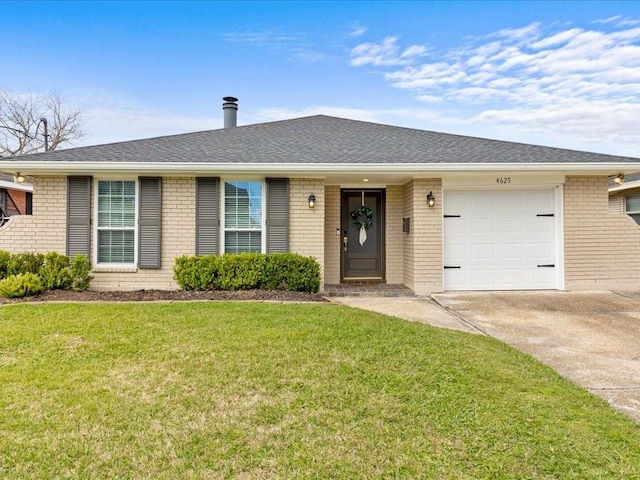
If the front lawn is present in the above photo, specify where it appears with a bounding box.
[1,302,639,478]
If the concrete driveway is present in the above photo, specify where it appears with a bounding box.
[333,291,640,423]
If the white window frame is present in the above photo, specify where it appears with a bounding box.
[625,194,640,224]
[93,178,139,267]
[221,179,266,254]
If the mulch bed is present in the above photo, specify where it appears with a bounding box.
[0,289,330,305]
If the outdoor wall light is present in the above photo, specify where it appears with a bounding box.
[613,173,625,185]
[308,193,316,208]
[427,191,435,207]
[14,172,25,184]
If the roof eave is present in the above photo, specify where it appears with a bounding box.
[2,161,640,176]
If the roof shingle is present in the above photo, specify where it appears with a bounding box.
[2,115,638,165]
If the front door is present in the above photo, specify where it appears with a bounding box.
[341,189,385,280]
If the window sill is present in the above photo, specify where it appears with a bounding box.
[92,266,138,273]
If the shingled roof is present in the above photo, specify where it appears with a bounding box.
[1,115,638,166]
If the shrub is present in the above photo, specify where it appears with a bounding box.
[0,250,10,280]
[69,254,93,291]
[0,273,44,298]
[217,253,267,291]
[174,253,320,293]
[39,252,72,290]
[7,252,44,276]
[173,255,220,291]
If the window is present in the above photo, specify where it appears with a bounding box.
[224,181,263,253]
[626,194,640,225]
[97,180,136,264]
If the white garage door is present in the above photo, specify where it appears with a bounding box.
[443,189,557,291]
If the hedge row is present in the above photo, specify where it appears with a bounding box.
[0,251,92,298]
[174,253,320,293]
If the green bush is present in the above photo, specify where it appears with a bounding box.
[70,255,93,292]
[39,252,73,290]
[217,253,267,290]
[7,252,44,276]
[174,253,320,293]
[262,253,320,292]
[0,273,44,298]
[0,250,10,280]
[0,251,93,296]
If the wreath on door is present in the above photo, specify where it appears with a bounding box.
[350,206,374,246]
[350,206,374,230]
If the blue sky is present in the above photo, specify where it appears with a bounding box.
[2,1,640,156]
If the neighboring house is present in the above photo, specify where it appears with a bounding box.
[609,173,640,225]
[0,173,33,225]
[1,98,640,294]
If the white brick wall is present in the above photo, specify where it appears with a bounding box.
[401,179,443,294]
[0,176,66,254]
[565,176,640,290]
[608,192,625,214]
[289,178,325,287]
[385,185,404,284]
[323,185,341,284]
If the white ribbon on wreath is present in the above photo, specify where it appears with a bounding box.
[359,225,367,246]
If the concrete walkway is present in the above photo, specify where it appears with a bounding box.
[331,291,640,423]
[331,296,483,334]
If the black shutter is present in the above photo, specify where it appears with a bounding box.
[66,176,91,258]
[196,177,219,255]
[138,177,162,268]
[266,178,289,253]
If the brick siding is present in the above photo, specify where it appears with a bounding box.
[385,185,404,284]
[564,176,640,290]
[323,185,341,284]
[0,176,66,253]
[403,179,442,295]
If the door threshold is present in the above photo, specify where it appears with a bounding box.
[342,277,385,284]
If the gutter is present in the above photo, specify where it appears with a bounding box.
[1,161,640,177]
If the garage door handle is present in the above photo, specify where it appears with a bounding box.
[536,214,554,217]
[444,215,461,218]
[444,266,461,269]
[537,264,555,268]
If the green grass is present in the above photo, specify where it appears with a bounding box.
[1,302,639,479]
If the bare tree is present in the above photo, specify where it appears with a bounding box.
[0,91,84,156]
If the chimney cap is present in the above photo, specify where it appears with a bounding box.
[223,96,238,103]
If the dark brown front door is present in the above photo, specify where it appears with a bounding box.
[341,189,385,280]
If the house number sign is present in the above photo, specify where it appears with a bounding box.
[496,177,511,184]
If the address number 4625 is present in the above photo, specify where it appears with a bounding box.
[496,177,511,184]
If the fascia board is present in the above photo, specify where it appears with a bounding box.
[2,161,640,176]
[0,180,34,191]
[609,180,640,193]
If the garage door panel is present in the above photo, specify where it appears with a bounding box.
[471,218,495,234]
[471,269,497,289]
[444,268,468,290]
[501,243,525,259]
[444,189,558,291]
[528,242,554,260]
[499,217,524,234]
[500,269,525,286]
[471,243,495,260]
[528,268,555,288]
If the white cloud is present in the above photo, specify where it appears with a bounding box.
[348,24,367,37]
[222,30,325,63]
[64,90,219,147]
[350,36,428,66]
[349,19,640,156]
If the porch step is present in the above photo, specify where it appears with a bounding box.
[322,284,416,298]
